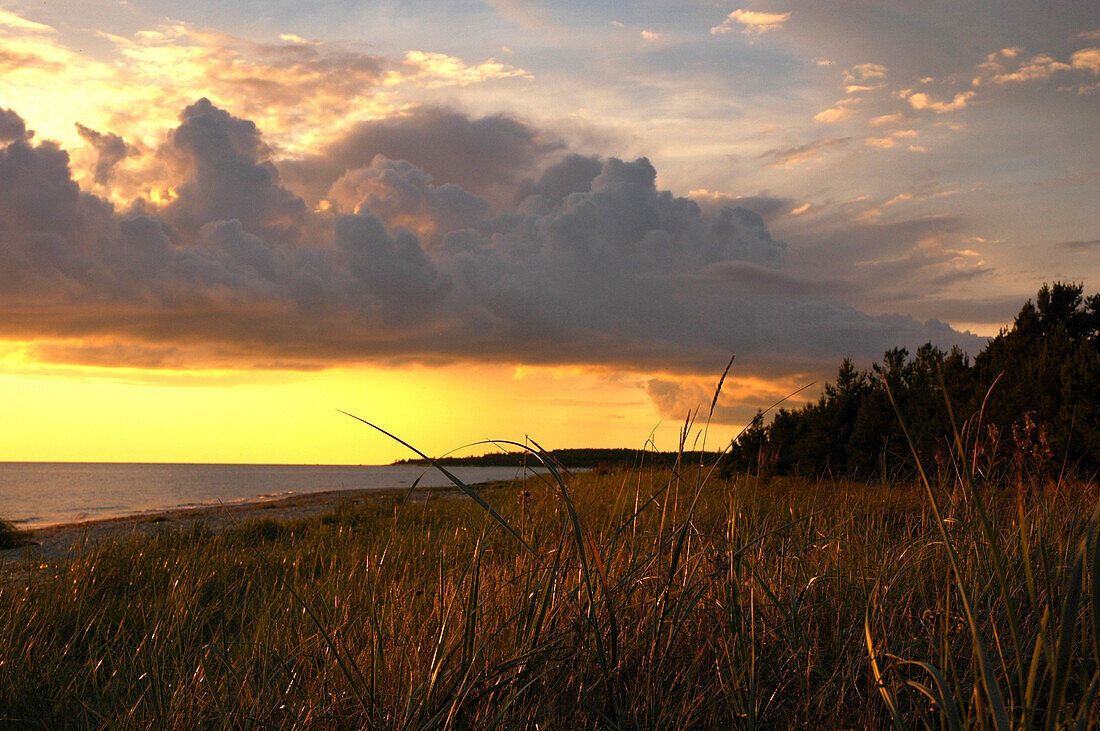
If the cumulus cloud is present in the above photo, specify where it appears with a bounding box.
[1072,48,1100,74]
[976,49,1071,84]
[281,106,563,207]
[158,98,311,243]
[905,91,974,112]
[0,107,30,143]
[845,63,887,82]
[971,46,1100,92]
[0,102,981,379]
[711,9,791,36]
[75,123,131,185]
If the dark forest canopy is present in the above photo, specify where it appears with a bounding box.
[727,282,1100,481]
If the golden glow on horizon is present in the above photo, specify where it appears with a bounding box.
[0,351,749,464]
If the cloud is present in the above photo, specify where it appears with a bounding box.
[687,191,795,223]
[75,123,132,185]
[845,63,887,82]
[972,46,1098,90]
[870,113,906,127]
[325,155,490,247]
[1072,48,1100,74]
[0,12,532,166]
[0,103,982,380]
[1055,238,1100,251]
[107,25,389,144]
[0,107,30,143]
[281,106,563,206]
[158,98,311,243]
[711,9,791,37]
[985,53,1071,84]
[864,136,898,149]
[813,106,853,123]
[757,137,851,167]
[905,91,974,112]
[646,374,811,426]
[0,9,55,33]
[385,50,530,89]
[514,153,603,204]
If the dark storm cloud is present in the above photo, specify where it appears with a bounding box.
[513,153,603,204]
[0,107,30,143]
[280,105,563,205]
[0,102,984,377]
[161,98,311,243]
[75,123,131,185]
[691,193,795,225]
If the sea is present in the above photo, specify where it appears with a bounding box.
[0,462,542,529]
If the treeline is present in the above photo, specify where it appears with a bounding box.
[728,282,1100,480]
[395,448,724,470]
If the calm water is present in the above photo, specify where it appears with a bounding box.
[0,462,542,528]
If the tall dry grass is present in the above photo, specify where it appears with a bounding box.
[0,398,1097,727]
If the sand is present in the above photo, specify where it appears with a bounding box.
[0,485,459,569]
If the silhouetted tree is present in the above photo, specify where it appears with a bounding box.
[728,283,1100,481]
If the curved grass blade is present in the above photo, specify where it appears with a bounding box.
[880,375,1011,730]
[339,410,534,555]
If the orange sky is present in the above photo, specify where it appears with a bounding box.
[0,3,1095,463]
[0,356,747,464]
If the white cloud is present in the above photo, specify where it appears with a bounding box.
[906,91,974,113]
[387,51,531,89]
[711,9,791,36]
[813,106,852,123]
[0,9,55,33]
[1072,48,1100,74]
[845,63,887,83]
[870,113,905,127]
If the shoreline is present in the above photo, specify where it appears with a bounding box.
[1,483,465,566]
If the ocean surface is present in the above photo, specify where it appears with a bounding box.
[0,462,542,529]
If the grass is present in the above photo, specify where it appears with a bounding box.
[1,424,1098,726]
[0,518,33,550]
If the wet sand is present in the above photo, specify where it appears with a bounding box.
[1,484,460,567]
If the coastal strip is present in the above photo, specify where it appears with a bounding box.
[1,483,469,566]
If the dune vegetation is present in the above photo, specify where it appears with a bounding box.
[1,416,1098,728]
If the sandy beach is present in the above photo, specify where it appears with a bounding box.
[1,484,459,567]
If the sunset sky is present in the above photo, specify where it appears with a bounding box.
[0,0,1097,463]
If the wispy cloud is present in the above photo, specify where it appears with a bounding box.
[385,50,530,89]
[1056,238,1100,251]
[757,137,851,167]
[0,9,55,33]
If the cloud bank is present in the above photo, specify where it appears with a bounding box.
[0,100,983,377]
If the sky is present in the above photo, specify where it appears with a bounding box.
[0,0,1096,463]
